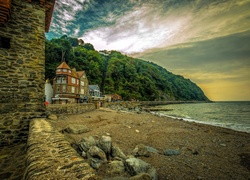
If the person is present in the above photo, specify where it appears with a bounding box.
[45,101,49,106]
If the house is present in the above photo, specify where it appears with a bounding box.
[52,61,89,104]
[89,85,103,99]
[77,71,89,97]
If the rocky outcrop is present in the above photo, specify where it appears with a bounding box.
[76,135,158,179]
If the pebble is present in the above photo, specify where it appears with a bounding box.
[135,129,140,133]
[220,143,226,147]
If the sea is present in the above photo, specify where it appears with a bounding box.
[153,101,250,133]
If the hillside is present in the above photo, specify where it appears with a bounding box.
[45,36,209,101]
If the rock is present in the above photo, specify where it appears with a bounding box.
[78,136,96,152]
[147,167,158,180]
[132,144,150,157]
[48,114,57,120]
[87,146,107,169]
[135,129,140,133]
[146,146,159,154]
[125,157,150,176]
[81,151,87,158]
[111,144,127,160]
[98,135,112,156]
[108,160,125,175]
[163,149,180,156]
[64,124,90,134]
[129,173,151,180]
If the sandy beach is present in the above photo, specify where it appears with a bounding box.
[52,108,250,179]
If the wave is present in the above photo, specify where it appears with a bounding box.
[150,111,250,134]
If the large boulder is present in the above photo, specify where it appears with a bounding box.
[98,135,112,156]
[87,146,107,169]
[108,160,126,175]
[125,158,150,176]
[64,124,90,134]
[132,144,150,157]
[78,136,97,152]
[111,144,127,160]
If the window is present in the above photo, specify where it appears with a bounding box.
[71,77,76,84]
[57,69,61,72]
[81,89,85,94]
[62,85,66,93]
[81,81,84,86]
[72,87,75,93]
[0,37,10,49]
[56,76,66,84]
[76,79,79,85]
[57,86,60,92]
[63,69,67,72]
[69,70,71,73]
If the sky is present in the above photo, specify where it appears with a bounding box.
[46,0,250,101]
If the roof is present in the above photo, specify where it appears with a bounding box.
[76,71,85,77]
[71,69,79,78]
[57,62,70,69]
[89,85,99,90]
[0,0,56,32]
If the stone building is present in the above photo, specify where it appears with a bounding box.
[0,0,55,147]
[53,61,89,104]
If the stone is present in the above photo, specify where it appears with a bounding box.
[3,120,13,126]
[146,146,159,154]
[108,160,125,175]
[111,144,127,160]
[125,157,150,176]
[64,124,90,134]
[48,114,57,120]
[98,135,112,155]
[87,146,107,169]
[163,149,180,156]
[147,167,158,180]
[132,144,150,157]
[78,136,97,152]
[129,173,151,180]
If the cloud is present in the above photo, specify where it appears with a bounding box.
[46,0,250,100]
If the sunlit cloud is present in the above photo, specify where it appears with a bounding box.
[46,0,250,100]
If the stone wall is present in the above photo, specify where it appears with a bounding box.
[0,0,46,147]
[24,118,97,180]
[46,103,96,115]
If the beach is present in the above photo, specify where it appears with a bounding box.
[53,107,250,179]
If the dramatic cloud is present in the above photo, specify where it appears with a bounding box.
[46,0,250,101]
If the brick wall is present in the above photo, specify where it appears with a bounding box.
[0,0,46,147]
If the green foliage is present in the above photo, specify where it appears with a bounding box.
[45,37,209,101]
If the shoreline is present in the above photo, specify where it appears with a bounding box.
[53,108,250,179]
[150,111,250,134]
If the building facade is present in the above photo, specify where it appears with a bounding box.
[53,61,89,104]
[0,0,55,147]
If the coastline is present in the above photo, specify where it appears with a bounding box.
[151,111,250,134]
[53,107,250,179]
